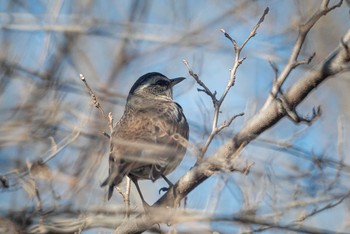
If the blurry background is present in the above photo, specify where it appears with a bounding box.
[0,0,350,233]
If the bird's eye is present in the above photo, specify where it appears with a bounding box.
[155,80,169,86]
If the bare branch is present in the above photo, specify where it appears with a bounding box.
[220,7,269,104]
[200,112,244,162]
[263,1,343,109]
[240,7,269,50]
[80,73,111,126]
[182,59,217,105]
[277,92,322,125]
[220,28,238,52]
[321,0,343,12]
[293,52,316,68]
[216,112,245,134]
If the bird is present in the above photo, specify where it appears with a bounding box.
[101,72,189,206]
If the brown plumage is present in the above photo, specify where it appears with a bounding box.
[101,72,189,202]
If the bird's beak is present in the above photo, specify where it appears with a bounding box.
[170,77,186,87]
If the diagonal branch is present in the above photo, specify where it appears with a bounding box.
[116,28,350,234]
[263,0,343,109]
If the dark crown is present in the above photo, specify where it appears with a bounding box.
[129,72,168,95]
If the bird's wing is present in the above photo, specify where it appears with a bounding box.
[147,103,189,181]
[100,116,142,200]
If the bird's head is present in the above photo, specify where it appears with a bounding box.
[127,72,185,101]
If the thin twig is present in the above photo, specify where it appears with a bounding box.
[292,52,316,68]
[240,7,269,51]
[182,60,217,105]
[80,73,109,123]
[216,112,245,134]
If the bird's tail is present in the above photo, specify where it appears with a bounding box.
[101,162,128,200]
[101,175,124,200]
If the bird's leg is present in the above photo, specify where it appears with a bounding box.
[130,176,150,210]
[159,174,173,194]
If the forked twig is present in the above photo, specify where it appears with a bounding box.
[184,8,269,162]
[182,60,217,106]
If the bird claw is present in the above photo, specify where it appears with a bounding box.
[159,186,169,194]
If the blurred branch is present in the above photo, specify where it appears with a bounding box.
[252,138,350,173]
[19,205,345,233]
[294,194,348,224]
[117,205,348,234]
[3,191,344,233]
[0,124,82,188]
[252,192,350,233]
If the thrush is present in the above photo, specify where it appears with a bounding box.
[101,72,189,205]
